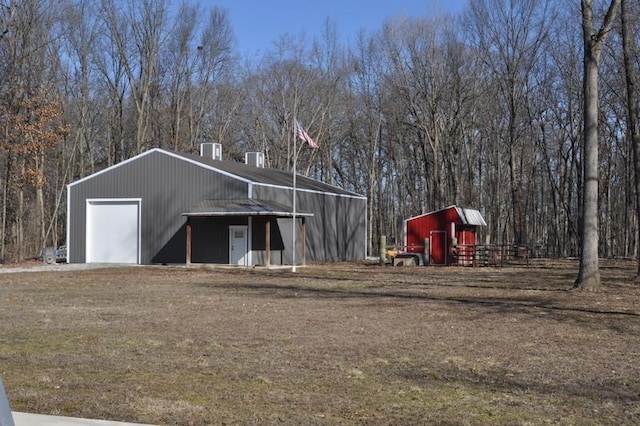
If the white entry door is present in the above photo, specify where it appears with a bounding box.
[86,199,140,263]
[229,226,248,265]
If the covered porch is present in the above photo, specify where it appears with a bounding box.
[182,199,313,267]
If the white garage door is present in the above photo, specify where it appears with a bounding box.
[86,199,140,263]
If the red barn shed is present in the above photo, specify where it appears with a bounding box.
[403,205,486,265]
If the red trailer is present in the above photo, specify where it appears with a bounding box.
[403,205,486,265]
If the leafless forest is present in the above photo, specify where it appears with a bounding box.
[0,0,638,263]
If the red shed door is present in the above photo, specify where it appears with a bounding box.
[456,228,476,265]
[429,230,447,265]
[456,227,476,246]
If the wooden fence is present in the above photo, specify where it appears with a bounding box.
[384,242,532,267]
[454,244,530,267]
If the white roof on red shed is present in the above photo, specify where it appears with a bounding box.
[455,207,487,226]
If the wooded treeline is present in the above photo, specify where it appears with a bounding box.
[0,0,638,262]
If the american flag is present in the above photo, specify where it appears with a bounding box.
[295,120,319,149]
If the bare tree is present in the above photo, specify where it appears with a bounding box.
[62,0,101,175]
[0,0,636,267]
[620,0,640,279]
[101,0,169,156]
[464,0,552,245]
[0,0,66,260]
[574,0,620,290]
[347,31,385,255]
[531,10,583,257]
[188,6,235,152]
[94,0,130,165]
[162,2,198,151]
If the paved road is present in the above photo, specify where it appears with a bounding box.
[12,412,151,426]
[0,263,140,274]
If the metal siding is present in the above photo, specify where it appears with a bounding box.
[429,231,447,264]
[69,151,248,263]
[251,217,286,266]
[405,206,484,265]
[190,217,248,263]
[406,207,457,254]
[405,206,486,227]
[253,185,367,263]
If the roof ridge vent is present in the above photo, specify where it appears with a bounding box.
[245,151,265,168]
[200,142,222,160]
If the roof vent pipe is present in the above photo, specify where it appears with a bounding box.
[200,142,222,160]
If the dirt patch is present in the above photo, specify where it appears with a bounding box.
[1,259,639,425]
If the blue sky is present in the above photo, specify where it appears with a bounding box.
[200,0,468,56]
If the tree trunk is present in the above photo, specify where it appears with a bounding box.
[621,0,640,281]
[574,0,620,290]
[36,153,46,247]
[1,158,9,260]
[17,165,24,262]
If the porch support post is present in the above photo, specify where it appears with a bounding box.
[186,216,192,265]
[301,217,306,266]
[265,218,271,267]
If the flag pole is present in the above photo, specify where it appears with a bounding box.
[291,118,318,272]
[292,117,297,273]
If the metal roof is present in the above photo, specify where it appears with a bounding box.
[171,150,363,198]
[455,207,487,226]
[68,148,365,200]
[183,198,313,217]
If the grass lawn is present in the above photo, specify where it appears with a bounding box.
[1,259,639,425]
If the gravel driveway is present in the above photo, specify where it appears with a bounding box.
[0,263,140,273]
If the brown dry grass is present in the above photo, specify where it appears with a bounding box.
[1,259,639,425]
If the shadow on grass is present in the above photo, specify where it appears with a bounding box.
[388,362,640,409]
[194,280,640,319]
[240,267,577,292]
